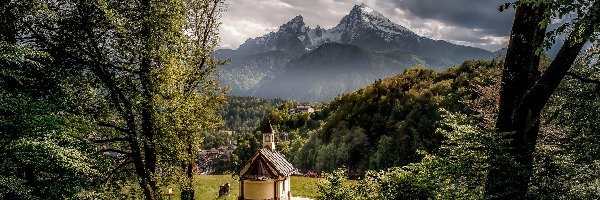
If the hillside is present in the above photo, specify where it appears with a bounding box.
[230,60,502,174]
[253,43,428,101]
[215,50,294,95]
[295,60,500,173]
[224,60,501,174]
[218,96,290,133]
[216,4,495,101]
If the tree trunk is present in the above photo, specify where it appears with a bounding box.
[131,136,157,200]
[1,1,16,44]
[486,1,599,199]
[485,3,548,199]
[140,75,158,200]
[139,0,158,199]
[181,141,195,200]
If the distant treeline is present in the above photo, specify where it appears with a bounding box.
[218,96,289,133]
[221,60,500,174]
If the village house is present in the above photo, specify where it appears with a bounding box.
[199,144,237,174]
[237,122,295,200]
[200,144,237,161]
[280,132,288,142]
[288,105,314,115]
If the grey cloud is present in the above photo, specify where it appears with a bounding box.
[223,0,300,27]
[222,0,357,32]
[391,0,514,36]
[219,0,512,51]
[278,0,363,28]
[444,29,494,43]
[219,0,363,48]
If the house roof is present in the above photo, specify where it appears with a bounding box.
[238,148,295,180]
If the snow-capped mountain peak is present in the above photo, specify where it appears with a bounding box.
[238,4,421,52]
[220,4,495,101]
[278,15,306,34]
[339,3,412,36]
[352,3,376,15]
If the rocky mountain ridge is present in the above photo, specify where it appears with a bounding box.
[216,4,496,101]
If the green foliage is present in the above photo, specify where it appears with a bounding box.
[314,127,368,172]
[369,135,400,170]
[202,130,235,149]
[317,168,355,200]
[487,1,599,196]
[0,41,110,199]
[319,110,515,200]
[357,111,490,199]
[3,0,228,199]
[218,96,288,133]
[229,101,328,172]
[212,97,296,173]
[528,45,600,199]
[314,56,600,198]
[298,60,502,174]
[357,166,434,200]
[0,109,108,200]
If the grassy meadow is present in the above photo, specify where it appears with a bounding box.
[148,175,321,200]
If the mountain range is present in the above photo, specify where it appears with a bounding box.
[215,3,497,102]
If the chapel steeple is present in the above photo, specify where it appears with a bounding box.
[261,121,275,150]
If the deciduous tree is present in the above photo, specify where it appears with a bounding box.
[487,1,600,198]
[12,0,227,199]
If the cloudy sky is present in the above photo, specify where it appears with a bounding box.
[218,0,516,52]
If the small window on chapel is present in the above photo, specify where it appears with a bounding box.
[265,135,270,142]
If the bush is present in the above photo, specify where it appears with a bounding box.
[317,168,355,200]
[318,110,517,200]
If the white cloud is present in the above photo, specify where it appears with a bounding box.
[219,19,278,49]
[217,0,511,51]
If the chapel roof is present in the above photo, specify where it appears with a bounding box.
[238,148,295,180]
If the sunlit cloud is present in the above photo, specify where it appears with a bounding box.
[218,0,514,51]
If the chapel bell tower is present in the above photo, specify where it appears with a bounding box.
[262,121,275,150]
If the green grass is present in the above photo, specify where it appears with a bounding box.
[290,176,320,198]
[155,175,321,200]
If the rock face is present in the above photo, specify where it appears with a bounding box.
[216,4,495,102]
[237,15,310,55]
[252,43,427,101]
[323,3,419,51]
[236,4,420,53]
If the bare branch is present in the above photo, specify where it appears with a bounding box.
[521,0,600,115]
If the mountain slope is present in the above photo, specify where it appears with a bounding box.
[217,3,496,101]
[215,50,294,96]
[237,15,310,55]
[291,60,501,172]
[237,4,492,64]
[253,43,429,101]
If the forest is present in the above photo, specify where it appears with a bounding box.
[1,0,228,199]
[218,96,289,133]
[1,0,599,200]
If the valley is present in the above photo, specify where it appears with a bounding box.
[3,1,598,199]
[216,4,498,101]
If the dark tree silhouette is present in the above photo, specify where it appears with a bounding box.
[486,1,600,198]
